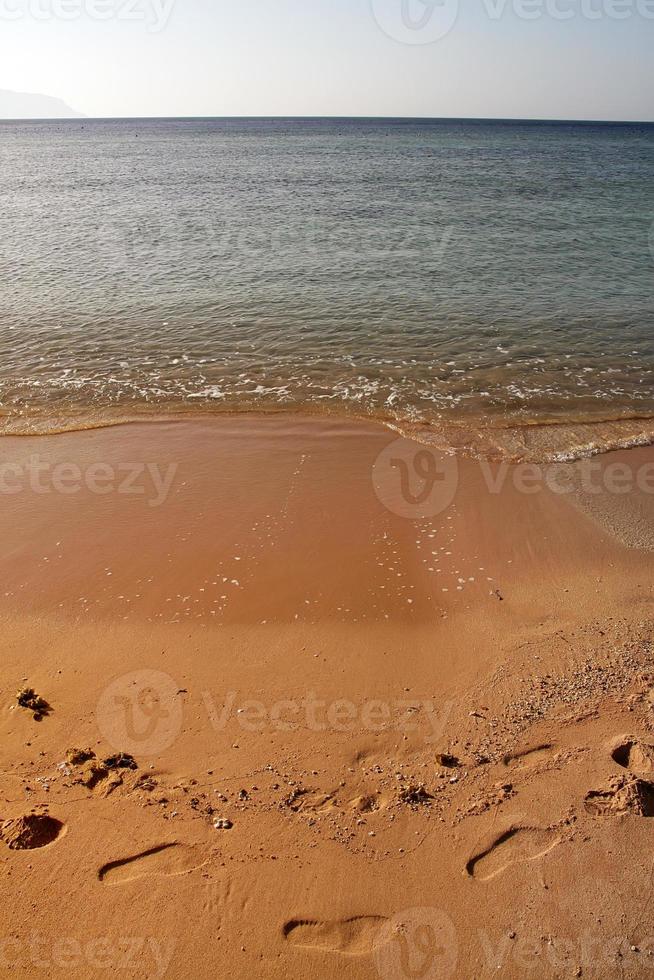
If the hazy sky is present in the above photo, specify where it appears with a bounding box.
[0,0,652,120]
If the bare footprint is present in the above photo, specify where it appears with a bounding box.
[466,827,561,881]
[503,744,554,769]
[283,916,387,955]
[98,843,206,884]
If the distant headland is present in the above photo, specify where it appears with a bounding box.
[0,88,83,119]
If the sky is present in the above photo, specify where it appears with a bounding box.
[0,0,652,120]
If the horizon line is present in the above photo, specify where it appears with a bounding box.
[1,113,653,125]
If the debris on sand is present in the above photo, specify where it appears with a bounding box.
[16,688,51,721]
[461,782,515,818]
[134,774,158,792]
[584,777,654,817]
[62,749,136,792]
[64,749,109,789]
[282,788,309,811]
[65,747,96,766]
[1,814,64,850]
[398,784,433,807]
[103,753,138,771]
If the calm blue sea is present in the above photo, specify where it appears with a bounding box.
[1,117,653,454]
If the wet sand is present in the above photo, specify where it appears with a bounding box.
[1,416,654,978]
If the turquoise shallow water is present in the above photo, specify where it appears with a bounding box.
[1,117,653,454]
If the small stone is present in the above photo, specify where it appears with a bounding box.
[16,688,50,721]
[103,753,137,771]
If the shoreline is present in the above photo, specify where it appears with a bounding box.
[1,415,654,977]
[0,414,652,623]
[2,406,654,465]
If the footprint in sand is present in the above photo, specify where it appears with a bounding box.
[502,744,554,769]
[283,916,387,955]
[375,908,458,980]
[1,814,65,851]
[98,843,206,884]
[610,737,654,776]
[466,827,561,881]
[584,777,654,817]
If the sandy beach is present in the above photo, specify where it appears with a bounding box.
[0,415,653,978]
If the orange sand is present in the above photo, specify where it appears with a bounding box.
[1,416,653,978]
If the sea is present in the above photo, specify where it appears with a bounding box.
[1,116,653,460]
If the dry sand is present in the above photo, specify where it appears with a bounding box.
[1,416,653,979]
